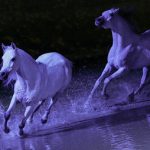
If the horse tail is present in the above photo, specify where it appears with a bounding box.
[63,58,72,90]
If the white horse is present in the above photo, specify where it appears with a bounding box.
[0,43,72,136]
[89,8,150,100]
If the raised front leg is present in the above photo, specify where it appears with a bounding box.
[101,67,127,97]
[3,94,17,133]
[88,63,114,99]
[41,98,54,124]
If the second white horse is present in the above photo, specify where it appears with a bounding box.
[89,8,150,100]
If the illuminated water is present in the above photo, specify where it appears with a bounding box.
[1,67,150,150]
[1,117,150,150]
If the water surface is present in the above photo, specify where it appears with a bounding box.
[1,117,150,150]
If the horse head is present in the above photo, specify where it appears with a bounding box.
[0,42,18,80]
[95,8,120,29]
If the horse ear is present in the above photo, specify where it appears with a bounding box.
[11,42,17,50]
[1,43,6,52]
[114,8,120,13]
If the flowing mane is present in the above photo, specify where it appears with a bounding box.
[17,48,36,64]
[118,9,138,33]
[3,72,16,87]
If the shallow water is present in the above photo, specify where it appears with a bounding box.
[1,117,150,150]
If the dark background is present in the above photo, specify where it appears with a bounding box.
[0,0,149,63]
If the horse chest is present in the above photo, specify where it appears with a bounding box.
[14,81,37,102]
[108,48,121,68]
[111,55,124,69]
[15,88,27,102]
[108,44,136,68]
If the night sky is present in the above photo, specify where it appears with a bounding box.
[0,0,149,62]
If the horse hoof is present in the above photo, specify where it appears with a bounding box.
[27,118,33,124]
[101,93,109,99]
[127,92,135,103]
[29,119,33,124]
[41,118,47,124]
[84,101,90,109]
[4,112,10,120]
[88,95,93,100]
[19,130,24,136]
[4,127,10,133]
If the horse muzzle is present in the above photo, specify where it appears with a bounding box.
[95,17,105,27]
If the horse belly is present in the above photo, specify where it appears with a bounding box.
[36,52,72,98]
[127,48,150,69]
[43,65,66,98]
[13,80,26,102]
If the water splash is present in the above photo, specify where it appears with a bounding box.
[0,68,150,137]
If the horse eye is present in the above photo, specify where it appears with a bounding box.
[110,13,114,17]
[11,57,16,62]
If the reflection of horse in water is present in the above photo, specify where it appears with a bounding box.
[0,43,72,136]
[89,8,150,100]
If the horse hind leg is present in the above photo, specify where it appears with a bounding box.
[127,67,148,102]
[3,94,17,133]
[135,67,148,95]
[4,113,10,133]
[41,97,56,124]
[28,99,46,123]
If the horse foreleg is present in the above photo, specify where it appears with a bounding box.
[19,105,34,136]
[88,63,114,99]
[101,67,127,97]
[3,94,17,133]
[135,67,148,95]
[41,98,54,124]
[28,99,46,123]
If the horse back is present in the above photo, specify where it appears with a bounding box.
[140,29,150,49]
[36,52,67,66]
[36,52,72,97]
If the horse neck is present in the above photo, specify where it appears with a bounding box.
[111,31,118,48]
[111,16,138,49]
[16,49,39,88]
